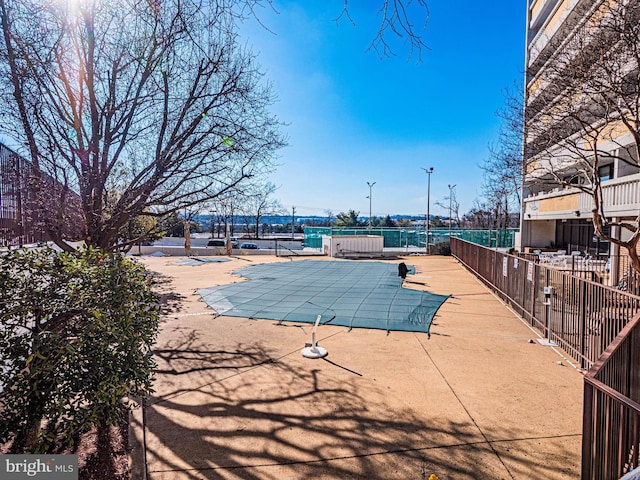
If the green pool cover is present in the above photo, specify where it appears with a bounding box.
[198,260,448,334]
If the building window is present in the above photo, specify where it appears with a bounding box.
[598,164,613,181]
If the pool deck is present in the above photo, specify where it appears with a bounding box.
[130,254,584,480]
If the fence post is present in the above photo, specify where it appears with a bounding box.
[632,326,640,405]
[492,249,497,288]
[582,382,594,480]
[532,263,538,324]
[542,268,555,343]
[580,280,588,369]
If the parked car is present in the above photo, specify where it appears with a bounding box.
[230,237,239,248]
[206,239,226,248]
[239,242,259,249]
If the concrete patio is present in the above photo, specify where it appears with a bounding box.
[130,254,584,479]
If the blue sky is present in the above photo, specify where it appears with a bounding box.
[239,1,527,218]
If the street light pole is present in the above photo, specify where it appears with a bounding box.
[367,181,376,229]
[210,209,216,237]
[291,206,296,240]
[448,184,456,237]
[421,167,433,254]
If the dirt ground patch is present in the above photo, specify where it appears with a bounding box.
[1,423,129,480]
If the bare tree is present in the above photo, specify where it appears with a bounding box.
[247,0,430,60]
[324,209,334,227]
[238,181,285,238]
[460,201,497,229]
[211,191,242,238]
[481,83,523,230]
[0,0,285,252]
[524,0,640,271]
[334,0,430,60]
[435,190,459,228]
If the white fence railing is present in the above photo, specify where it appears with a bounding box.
[524,174,640,219]
[578,174,640,216]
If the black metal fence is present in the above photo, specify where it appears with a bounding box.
[451,238,640,369]
[451,238,640,479]
[583,313,640,479]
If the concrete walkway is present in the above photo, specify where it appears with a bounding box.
[130,255,584,480]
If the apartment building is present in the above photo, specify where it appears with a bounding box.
[519,0,640,270]
[0,142,82,247]
[0,143,35,247]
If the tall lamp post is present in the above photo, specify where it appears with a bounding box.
[210,209,216,237]
[291,206,296,240]
[367,181,376,229]
[421,167,433,254]
[448,184,456,237]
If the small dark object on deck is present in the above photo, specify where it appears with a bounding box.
[398,262,409,279]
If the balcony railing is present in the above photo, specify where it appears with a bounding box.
[528,0,583,64]
[591,174,640,215]
[524,173,640,219]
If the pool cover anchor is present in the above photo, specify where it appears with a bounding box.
[301,314,328,359]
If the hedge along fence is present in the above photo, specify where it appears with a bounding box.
[451,237,640,370]
[0,247,159,452]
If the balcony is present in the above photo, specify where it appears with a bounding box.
[527,0,601,78]
[524,173,640,220]
[528,0,579,65]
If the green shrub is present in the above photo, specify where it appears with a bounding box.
[0,247,159,452]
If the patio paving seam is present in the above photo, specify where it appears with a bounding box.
[458,261,585,373]
[414,332,517,480]
[146,435,573,475]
